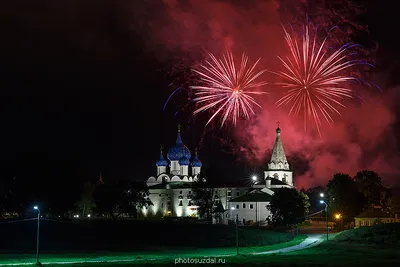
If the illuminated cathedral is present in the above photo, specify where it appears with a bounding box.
[141,124,294,224]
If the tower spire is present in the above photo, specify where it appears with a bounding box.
[269,125,288,170]
[177,123,181,132]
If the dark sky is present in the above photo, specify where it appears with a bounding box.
[0,0,400,207]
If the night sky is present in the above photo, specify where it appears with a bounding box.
[1,0,400,208]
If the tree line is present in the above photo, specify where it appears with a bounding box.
[268,170,400,229]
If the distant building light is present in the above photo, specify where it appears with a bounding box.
[87,214,91,218]
[320,193,324,198]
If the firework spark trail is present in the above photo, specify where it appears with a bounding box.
[190,51,268,127]
[272,21,372,136]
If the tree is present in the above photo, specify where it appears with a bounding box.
[305,186,326,214]
[192,179,221,224]
[75,181,96,217]
[386,188,400,214]
[94,180,152,220]
[125,181,153,218]
[354,170,386,209]
[267,188,310,228]
[327,173,365,222]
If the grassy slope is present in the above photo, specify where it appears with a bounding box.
[0,220,302,265]
[0,219,293,252]
[34,240,399,267]
[10,224,400,267]
[333,222,400,244]
[0,236,308,265]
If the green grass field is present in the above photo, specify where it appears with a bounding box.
[0,219,294,252]
[3,222,400,266]
[27,239,397,267]
[0,235,308,266]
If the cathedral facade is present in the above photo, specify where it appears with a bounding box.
[141,125,294,224]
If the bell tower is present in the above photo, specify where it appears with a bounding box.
[264,123,293,187]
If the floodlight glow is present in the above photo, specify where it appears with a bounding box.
[320,200,324,204]
[33,206,38,210]
[231,207,235,210]
[320,193,324,197]
[252,175,257,181]
[87,214,91,218]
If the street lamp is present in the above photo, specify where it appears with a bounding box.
[230,206,239,255]
[335,213,341,220]
[320,193,324,198]
[33,206,41,266]
[320,200,328,241]
[251,175,258,226]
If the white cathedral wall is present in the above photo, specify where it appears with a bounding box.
[180,165,189,176]
[156,174,170,183]
[157,166,166,176]
[191,167,200,176]
[264,170,293,186]
[228,201,271,224]
[170,161,181,175]
[140,187,249,219]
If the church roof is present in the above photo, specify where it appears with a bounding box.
[148,182,193,189]
[156,147,168,167]
[179,156,190,165]
[355,209,392,218]
[270,127,288,165]
[167,124,191,161]
[229,191,272,202]
[190,149,202,167]
[147,180,249,190]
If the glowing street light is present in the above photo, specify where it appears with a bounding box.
[33,206,41,266]
[252,175,257,181]
[230,206,239,255]
[320,200,329,241]
[320,193,324,198]
[335,213,341,220]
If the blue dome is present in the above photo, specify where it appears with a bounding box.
[190,153,202,167]
[179,156,190,165]
[156,147,168,167]
[167,130,191,161]
[156,154,168,167]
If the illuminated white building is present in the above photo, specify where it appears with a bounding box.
[141,125,294,225]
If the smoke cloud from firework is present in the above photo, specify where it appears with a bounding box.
[135,0,400,188]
